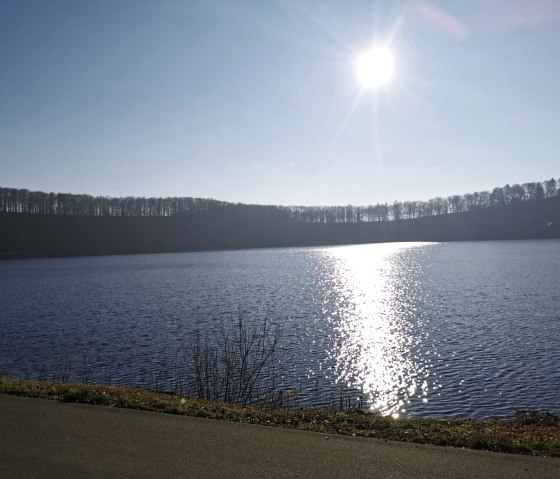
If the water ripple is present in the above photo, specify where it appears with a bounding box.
[1,240,559,417]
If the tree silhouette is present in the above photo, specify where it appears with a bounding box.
[0,174,558,224]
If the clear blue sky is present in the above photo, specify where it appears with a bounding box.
[1,0,559,205]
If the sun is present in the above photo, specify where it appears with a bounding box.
[356,46,394,89]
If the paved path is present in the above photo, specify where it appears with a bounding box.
[0,394,558,478]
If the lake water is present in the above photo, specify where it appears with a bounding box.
[1,240,559,418]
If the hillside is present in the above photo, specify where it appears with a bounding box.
[1,197,559,259]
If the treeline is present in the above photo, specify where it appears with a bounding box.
[1,177,558,223]
[284,178,560,223]
[0,188,233,217]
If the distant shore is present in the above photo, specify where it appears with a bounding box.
[1,195,560,260]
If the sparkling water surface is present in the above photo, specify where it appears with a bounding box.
[1,240,559,418]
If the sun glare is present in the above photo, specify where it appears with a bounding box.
[356,46,394,90]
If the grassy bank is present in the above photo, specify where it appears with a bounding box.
[1,377,559,457]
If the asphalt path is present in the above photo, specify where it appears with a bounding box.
[0,394,558,478]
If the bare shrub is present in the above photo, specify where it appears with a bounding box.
[191,312,282,406]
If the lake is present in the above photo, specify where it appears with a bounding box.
[1,240,559,418]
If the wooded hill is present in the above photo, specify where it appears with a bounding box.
[1,190,559,260]
[0,179,560,259]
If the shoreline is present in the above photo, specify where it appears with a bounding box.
[1,377,558,457]
[2,237,559,263]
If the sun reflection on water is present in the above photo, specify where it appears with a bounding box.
[320,242,436,416]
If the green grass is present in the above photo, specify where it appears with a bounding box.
[1,376,559,457]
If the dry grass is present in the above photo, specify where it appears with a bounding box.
[1,376,559,457]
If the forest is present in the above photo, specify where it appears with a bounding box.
[1,177,558,223]
[0,177,559,259]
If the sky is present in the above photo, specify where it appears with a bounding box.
[1,0,560,206]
